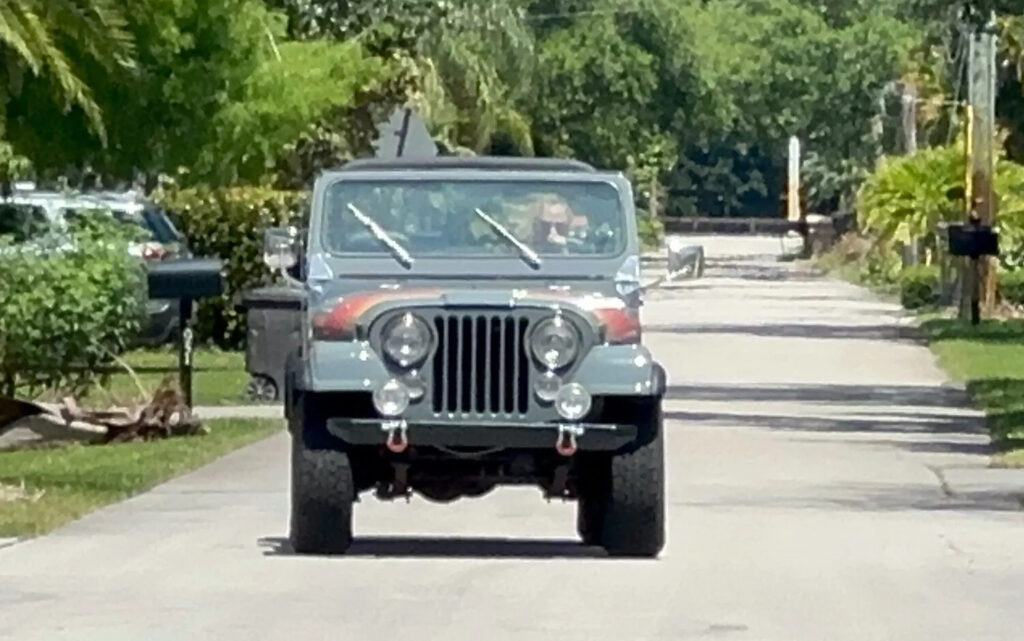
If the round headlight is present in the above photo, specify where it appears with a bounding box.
[530,315,580,370]
[382,313,432,367]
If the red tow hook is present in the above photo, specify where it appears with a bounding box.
[384,421,409,454]
[555,425,583,457]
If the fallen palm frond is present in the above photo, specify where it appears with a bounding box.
[0,380,205,446]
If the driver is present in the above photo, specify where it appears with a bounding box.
[530,194,588,251]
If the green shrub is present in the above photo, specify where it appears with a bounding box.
[857,144,1024,269]
[155,185,307,348]
[0,221,146,398]
[1000,270,1024,307]
[899,264,941,310]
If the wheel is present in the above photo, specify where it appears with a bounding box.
[290,435,355,554]
[245,375,278,402]
[596,401,665,558]
[289,393,354,555]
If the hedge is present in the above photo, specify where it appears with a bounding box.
[155,186,307,348]
[1001,270,1024,308]
[0,221,146,397]
[899,264,941,310]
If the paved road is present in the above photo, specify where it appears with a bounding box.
[2,237,1022,641]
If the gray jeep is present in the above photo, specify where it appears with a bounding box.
[273,157,667,557]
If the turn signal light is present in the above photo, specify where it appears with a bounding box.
[591,306,641,344]
[312,296,376,341]
[312,289,443,341]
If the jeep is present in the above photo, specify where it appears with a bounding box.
[272,157,667,557]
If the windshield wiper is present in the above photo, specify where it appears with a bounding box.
[473,208,542,269]
[345,203,414,269]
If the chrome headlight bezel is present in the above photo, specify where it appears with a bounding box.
[381,312,432,368]
[529,314,581,371]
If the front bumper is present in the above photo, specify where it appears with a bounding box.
[327,418,637,451]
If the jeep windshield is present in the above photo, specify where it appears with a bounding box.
[322,180,625,258]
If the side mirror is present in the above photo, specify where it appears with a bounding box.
[264,226,299,271]
[666,237,705,279]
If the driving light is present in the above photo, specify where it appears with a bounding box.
[373,379,411,417]
[530,315,580,370]
[382,313,432,367]
[555,383,592,421]
[534,371,562,402]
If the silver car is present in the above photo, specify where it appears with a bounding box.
[1,187,188,344]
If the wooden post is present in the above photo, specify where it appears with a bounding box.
[968,18,999,314]
[900,83,920,267]
[959,104,977,322]
[787,136,801,224]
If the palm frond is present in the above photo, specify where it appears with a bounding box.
[0,0,135,141]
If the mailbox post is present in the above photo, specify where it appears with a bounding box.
[147,259,224,407]
[947,215,999,325]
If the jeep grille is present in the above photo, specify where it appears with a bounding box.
[431,313,531,416]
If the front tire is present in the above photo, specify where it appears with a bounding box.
[289,393,354,555]
[579,401,665,557]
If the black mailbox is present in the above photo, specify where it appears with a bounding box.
[147,258,224,299]
[947,224,999,258]
[145,258,225,408]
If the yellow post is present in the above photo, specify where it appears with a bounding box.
[964,104,974,218]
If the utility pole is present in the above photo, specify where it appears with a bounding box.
[900,83,919,155]
[960,10,999,321]
[900,82,920,267]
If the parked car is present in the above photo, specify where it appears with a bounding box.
[275,156,667,557]
[1,187,189,345]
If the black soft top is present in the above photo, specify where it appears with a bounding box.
[339,156,596,173]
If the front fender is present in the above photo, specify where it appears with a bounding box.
[573,344,666,397]
[297,340,390,393]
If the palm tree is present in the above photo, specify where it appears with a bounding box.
[0,0,134,141]
[410,0,536,154]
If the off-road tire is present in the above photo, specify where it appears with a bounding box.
[598,403,665,557]
[288,392,354,555]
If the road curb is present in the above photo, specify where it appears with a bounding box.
[0,538,19,550]
[194,406,284,420]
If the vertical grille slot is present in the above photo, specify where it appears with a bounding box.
[432,316,445,412]
[489,317,502,413]
[517,318,529,413]
[474,317,487,413]
[503,318,516,414]
[447,317,459,411]
[430,311,531,416]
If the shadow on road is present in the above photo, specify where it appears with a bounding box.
[647,322,924,341]
[665,409,986,438]
[664,383,974,409]
[679,483,1023,513]
[258,536,610,560]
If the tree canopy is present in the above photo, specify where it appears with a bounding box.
[2,0,1023,217]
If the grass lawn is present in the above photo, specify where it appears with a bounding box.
[0,418,281,537]
[39,348,252,408]
[921,319,1024,467]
